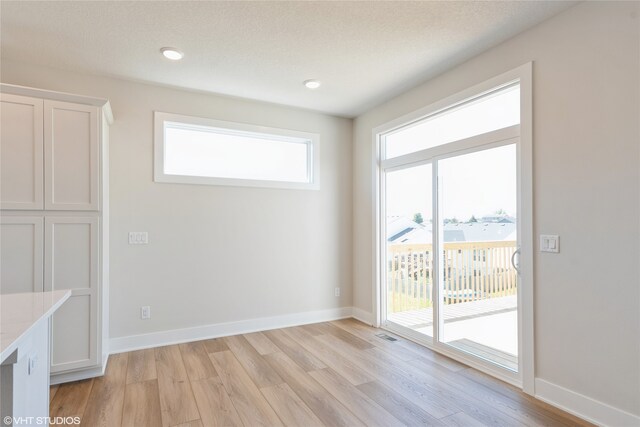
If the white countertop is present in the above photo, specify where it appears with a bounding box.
[1,290,71,363]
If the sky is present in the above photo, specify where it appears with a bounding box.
[385,144,517,221]
[384,84,519,221]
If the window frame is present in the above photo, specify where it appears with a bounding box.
[154,111,320,190]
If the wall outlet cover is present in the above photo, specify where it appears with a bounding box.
[140,306,151,319]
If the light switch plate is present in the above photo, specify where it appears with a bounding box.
[540,234,559,253]
[129,232,148,245]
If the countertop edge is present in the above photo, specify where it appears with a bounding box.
[0,290,72,364]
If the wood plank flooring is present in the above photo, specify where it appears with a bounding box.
[50,319,593,427]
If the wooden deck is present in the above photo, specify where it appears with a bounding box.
[49,319,592,427]
[388,296,518,370]
[388,295,517,329]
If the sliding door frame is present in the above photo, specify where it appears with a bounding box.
[372,63,534,393]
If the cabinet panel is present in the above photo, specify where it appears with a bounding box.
[50,292,95,372]
[44,100,99,210]
[44,217,98,291]
[0,217,44,294]
[45,217,99,372]
[0,94,44,209]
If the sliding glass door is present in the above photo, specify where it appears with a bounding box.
[385,163,434,339]
[437,144,518,371]
[380,82,522,378]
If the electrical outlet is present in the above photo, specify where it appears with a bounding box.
[335,287,341,297]
[140,306,151,320]
[129,232,149,245]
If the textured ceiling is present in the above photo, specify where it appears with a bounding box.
[1,1,575,117]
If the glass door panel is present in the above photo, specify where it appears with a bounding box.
[437,144,518,371]
[385,163,433,339]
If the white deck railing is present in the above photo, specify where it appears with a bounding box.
[387,241,517,313]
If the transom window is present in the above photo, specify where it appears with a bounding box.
[154,112,319,190]
[383,83,519,159]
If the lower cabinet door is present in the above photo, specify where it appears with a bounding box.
[45,216,99,373]
[0,216,44,294]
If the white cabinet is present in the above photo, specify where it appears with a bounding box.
[45,101,99,210]
[0,216,100,375]
[0,94,44,210]
[45,217,99,373]
[0,217,43,294]
[0,84,111,384]
[1,94,101,212]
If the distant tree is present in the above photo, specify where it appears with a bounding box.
[413,213,424,224]
[468,215,478,223]
[494,208,507,215]
[450,217,459,224]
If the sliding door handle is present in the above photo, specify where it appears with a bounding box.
[511,248,521,275]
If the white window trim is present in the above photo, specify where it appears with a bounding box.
[371,62,534,394]
[154,111,320,190]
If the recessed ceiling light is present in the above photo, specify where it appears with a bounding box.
[161,47,183,61]
[304,79,321,89]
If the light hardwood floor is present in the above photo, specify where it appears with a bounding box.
[49,319,592,427]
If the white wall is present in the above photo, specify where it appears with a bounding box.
[353,1,639,419]
[0,62,353,340]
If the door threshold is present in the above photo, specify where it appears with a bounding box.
[382,321,522,389]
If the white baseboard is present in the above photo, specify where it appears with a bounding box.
[351,307,374,325]
[535,378,640,427]
[109,306,353,354]
[50,355,109,385]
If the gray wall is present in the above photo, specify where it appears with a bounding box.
[0,62,353,339]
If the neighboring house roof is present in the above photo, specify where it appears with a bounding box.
[386,216,432,244]
[394,227,432,244]
[387,216,517,243]
[386,216,419,238]
[444,222,516,242]
[444,229,465,242]
[386,216,421,239]
[480,215,516,223]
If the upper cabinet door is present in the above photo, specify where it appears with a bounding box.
[0,94,44,210]
[44,100,99,211]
